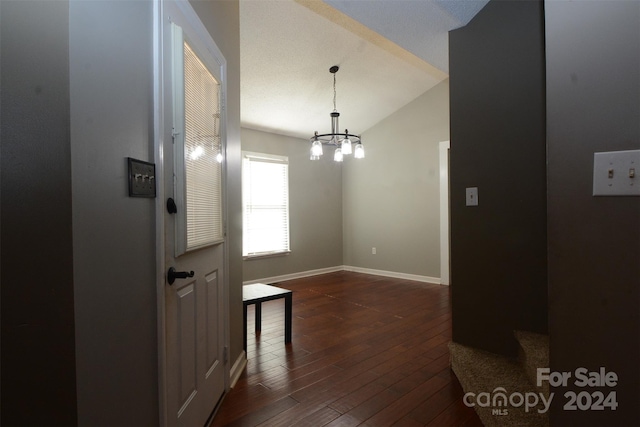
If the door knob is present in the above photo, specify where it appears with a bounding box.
[168,267,195,285]
[167,198,178,214]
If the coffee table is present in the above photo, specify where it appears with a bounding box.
[242,283,292,352]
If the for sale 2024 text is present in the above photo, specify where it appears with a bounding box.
[538,367,618,411]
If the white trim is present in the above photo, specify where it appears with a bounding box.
[243,265,441,286]
[229,351,247,389]
[243,266,343,285]
[242,150,288,164]
[152,0,167,425]
[343,265,441,285]
[439,140,451,286]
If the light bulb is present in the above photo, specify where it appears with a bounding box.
[310,153,320,161]
[190,146,204,160]
[354,143,364,159]
[334,147,343,162]
[311,140,323,156]
[341,136,352,155]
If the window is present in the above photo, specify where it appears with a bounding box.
[172,23,224,255]
[242,152,290,257]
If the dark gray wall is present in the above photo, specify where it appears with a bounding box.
[546,1,640,425]
[1,1,78,425]
[449,0,548,356]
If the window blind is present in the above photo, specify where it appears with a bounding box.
[242,153,289,256]
[183,41,223,250]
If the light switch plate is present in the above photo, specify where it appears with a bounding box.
[128,158,156,198]
[593,149,639,196]
[466,187,479,206]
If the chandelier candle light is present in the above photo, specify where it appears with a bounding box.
[310,66,364,162]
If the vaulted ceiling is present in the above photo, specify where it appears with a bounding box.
[240,0,488,140]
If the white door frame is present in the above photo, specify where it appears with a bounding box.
[439,141,450,286]
[153,0,231,424]
[152,0,168,424]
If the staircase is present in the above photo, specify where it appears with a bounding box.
[449,331,550,427]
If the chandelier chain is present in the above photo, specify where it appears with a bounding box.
[333,73,337,112]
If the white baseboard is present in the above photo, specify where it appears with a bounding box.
[343,265,441,285]
[243,265,344,285]
[244,265,441,286]
[229,351,247,389]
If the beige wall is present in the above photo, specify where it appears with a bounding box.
[241,128,343,282]
[343,80,450,279]
[242,81,450,282]
[70,2,158,424]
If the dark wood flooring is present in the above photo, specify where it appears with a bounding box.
[211,271,482,427]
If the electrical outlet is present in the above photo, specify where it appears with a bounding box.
[466,187,478,206]
[372,247,376,255]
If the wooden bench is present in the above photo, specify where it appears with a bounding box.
[242,283,292,353]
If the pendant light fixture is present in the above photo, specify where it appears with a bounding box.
[309,66,364,161]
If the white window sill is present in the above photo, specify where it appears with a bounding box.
[243,251,291,261]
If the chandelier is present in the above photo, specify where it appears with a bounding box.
[310,66,364,162]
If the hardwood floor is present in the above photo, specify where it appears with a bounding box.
[211,271,483,427]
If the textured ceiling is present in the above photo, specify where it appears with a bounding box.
[325,0,489,72]
[240,0,488,140]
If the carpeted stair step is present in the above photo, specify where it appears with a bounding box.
[515,330,549,398]
[449,341,550,427]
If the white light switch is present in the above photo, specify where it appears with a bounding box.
[466,187,479,206]
[593,149,640,196]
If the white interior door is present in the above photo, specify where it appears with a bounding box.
[161,1,227,425]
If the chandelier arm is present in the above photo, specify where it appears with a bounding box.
[312,132,361,144]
